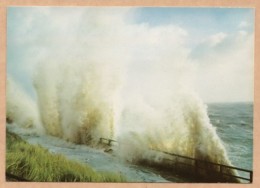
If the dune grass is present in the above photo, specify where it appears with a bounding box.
[6,131,126,182]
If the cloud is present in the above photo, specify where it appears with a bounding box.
[8,8,254,104]
[8,7,191,97]
[239,21,250,28]
[190,31,254,103]
[206,32,227,47]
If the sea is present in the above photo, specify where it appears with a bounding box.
[6,102,253,182]
[207,102,253,171]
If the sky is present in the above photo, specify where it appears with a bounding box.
[7,7,254,103]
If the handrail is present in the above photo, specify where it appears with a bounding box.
[99,137,253,183]
[99,138,117,146]
[154,149,252,172]
[151,149,253,183]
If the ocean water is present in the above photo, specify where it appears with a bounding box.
[6,102,253,182]
[208,102,253,171]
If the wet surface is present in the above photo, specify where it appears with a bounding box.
[7,124,175,182]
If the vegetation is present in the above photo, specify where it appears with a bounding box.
[6,131,126,182]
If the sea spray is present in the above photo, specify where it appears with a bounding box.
[6,8,243,182]
[33,59,121,144]
[33,62,63,137]
[115,91,239,181]
[7,62,240,181]
[6,77,43,133]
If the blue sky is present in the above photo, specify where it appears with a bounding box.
[135,8,254,46]
[7,7,254,103]
[136,8,253,28]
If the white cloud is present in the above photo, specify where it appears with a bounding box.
[191,32,254,103]
[239,21,250,28]
[238,30,248,36]
[9,7,191,95]
[206,32,227,47]
[8,7,254,105]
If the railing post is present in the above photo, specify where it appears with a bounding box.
[175,157,178,171]
[194,160,197,174]
[250,171,253,183]
[219,165,223,181]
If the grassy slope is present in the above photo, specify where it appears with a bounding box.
[6,131,126,182]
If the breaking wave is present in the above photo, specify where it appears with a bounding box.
[6,8,240,182]
[6,66,238,181]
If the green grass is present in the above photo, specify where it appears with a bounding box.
[6,131,126,182]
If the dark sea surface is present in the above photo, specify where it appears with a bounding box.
[207,102,253,171]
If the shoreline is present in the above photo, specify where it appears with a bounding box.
[6,130,126,182]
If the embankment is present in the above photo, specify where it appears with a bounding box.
[6,130,126,182]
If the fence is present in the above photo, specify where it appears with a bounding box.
[99,137,117,146]
[153,149,253,183]
[99,137,253,183]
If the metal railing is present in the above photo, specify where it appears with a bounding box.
[99,137,117,146]
[153,149,253,183]
[99,137,253,183]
